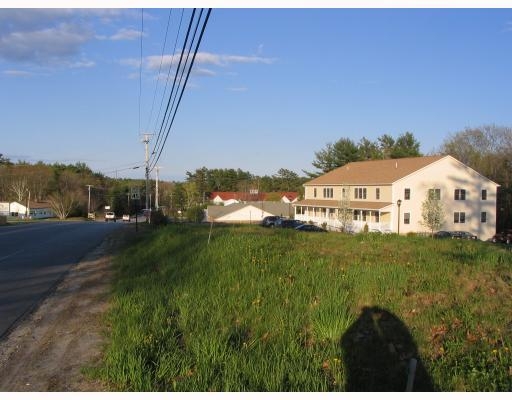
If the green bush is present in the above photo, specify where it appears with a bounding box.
[186,206,205,223]
[150,209,168,226]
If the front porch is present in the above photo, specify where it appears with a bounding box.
[294,203,392,233]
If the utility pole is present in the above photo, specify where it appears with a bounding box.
[26,190,30,219]
[86,185,93,215]
[155,166,161,210]
[141,133,152,211]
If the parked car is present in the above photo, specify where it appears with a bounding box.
[451,231,477,240]
[275,218,303,229]
[105,211,116,222]
[122,214,130,222]
[295,224,327,232]
[260,215,280,227]
[491,230,512,244]
[434,230,452,239]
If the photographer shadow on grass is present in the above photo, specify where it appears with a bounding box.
[341,306,435,391]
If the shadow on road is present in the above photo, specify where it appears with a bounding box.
[341,306,435,391]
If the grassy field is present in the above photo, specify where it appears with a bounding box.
[95,224,512,391]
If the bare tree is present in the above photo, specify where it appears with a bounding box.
[421,191,444,236]
[48,170,84,219]
[10,178,29,202]
[48,192,78,220]
[337,186,353,233]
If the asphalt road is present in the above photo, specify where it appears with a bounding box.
[0,221,124,339]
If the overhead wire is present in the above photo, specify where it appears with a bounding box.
[151,8,201,167]
[149,8,198,168]
[138,8,144,137]
[150,9,185,158]
[144,9,173,134]
[149,8,212,172]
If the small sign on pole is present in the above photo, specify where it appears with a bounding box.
[130,187,141,200]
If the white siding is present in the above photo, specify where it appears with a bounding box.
[391,156,498,240]
[216,205,274,223]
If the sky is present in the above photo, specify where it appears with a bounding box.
[1,4,512,181]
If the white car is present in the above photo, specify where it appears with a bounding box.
[122,214,130,222]
[105,212,116,222]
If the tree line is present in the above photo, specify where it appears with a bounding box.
[1,124,511,228]
[306,132,421,177]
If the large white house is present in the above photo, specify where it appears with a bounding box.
[293,155,499,240]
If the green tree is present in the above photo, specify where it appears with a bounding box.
[358,137,382,160]
[186,205,205,223]
[309,137,360,176]
[272,168,301,191]
[0,154,11,165]
[391,132,422,158]
[378,134,396,159]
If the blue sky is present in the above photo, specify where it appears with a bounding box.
[1,7,512,181]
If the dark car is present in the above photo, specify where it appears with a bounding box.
[275,219,303,229]
[295,224,327,232]
[260,215,280,227]
[491,230,512,244]
[434,230,452,239]
[451,231,477,240]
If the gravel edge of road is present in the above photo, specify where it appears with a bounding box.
[0,224,136,391]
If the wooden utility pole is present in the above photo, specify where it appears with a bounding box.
[155,166,161,210]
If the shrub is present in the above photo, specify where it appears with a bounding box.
[150,209,168,226]
[186,206,205,223]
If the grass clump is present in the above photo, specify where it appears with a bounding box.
[96,225,512,391]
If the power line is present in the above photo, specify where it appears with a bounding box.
[150,9,185,158]
[145,9,173,134]
[150,8,212,171]
[150,8,198,168]
[138,8,144,137]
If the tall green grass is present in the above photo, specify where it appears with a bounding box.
[96,224,512,391]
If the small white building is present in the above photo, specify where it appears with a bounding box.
[8,201,55,219]
[207,202,292,224]
[0,202,9,216]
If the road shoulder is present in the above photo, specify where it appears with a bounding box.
[0,226,133,391]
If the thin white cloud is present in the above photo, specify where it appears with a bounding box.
[109,28,143,41]
[120,58,141,68]
[193,67,216,77]
[227,87,248,92]
[2,69,32,77]
[143,51,276,71]
[69,60,96,68]
[195,52,277,66]
[221,54,275,65]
